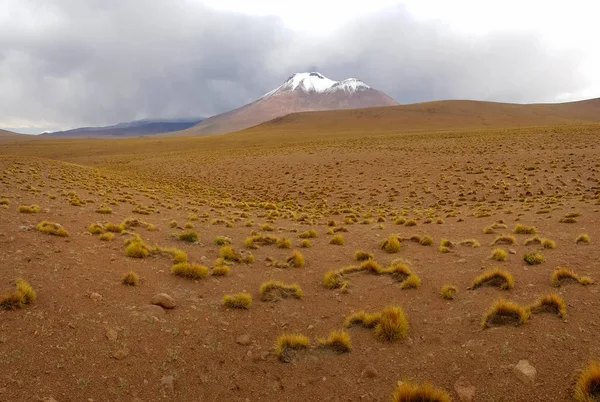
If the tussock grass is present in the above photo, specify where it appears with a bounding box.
[481,299,530,328]
[276,237,292,249]
[404,219,417,227]
[459,238,480,248]
[523,250,544,265]
[330,234,344,245]
[171,262,209,279]
[574,361,600,402]
[530,293,566,318]
[345,311,381,328]
[560,216,578,223]
[18,204,40,213]
[492,234,516,245]
[260,280,302,301]
[104,222,124,233]
[15,278,36,304]
[524,235,542,246]
[89,223,104,234]
[219,245,240,263]
[542,238,556,249]
[576,233,591,244]
[354,250,374,261]
[400,274,421,289]
[470,268,514,290]
[0,199,9,206]
[514,224,537,234]
[286,250,305,268]
[359,259,383,275]
[275,333,310,362]
[244,234,278,249]
[491,248,507,261]
[440,285,457,300]
[439,239,454,254]
[222,293,252,309]
[121,271,139,286]
[178,230,199,243]
[381,234,401,253]
[298,229,318,239]
[95,205,112,214]
[552,267,593,287]
[300,239,311,248]
[124,235,150,258]
[99,232,114,241]
[383,262,412,281]
[213,235,232,246]
[317,330,351,354]
[374,306,409,342]
[240,253,255,264]
[1,278,36,310]
[212,265,230,276]
[323,270,345,289]
[391,381,451,402]
[419,235,433,246]
[36,221,69,237]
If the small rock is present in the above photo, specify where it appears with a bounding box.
[513,360,536,384]
[236,334,251,346]
[454,376,475,402]
[90,292,103,302]
[161,375,175,392]
[307,325,314,330]
[200,256,208,262]
[19,226,31,231]
[361,366,379,378]
[457,259,467,263]
[112,348,130,360]
[138,305,166,318]
[105,328,118,341]
[509,249,517,254]
[184,330,191,336]
[151,293,176,309]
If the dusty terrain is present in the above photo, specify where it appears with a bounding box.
[0,118,599,402]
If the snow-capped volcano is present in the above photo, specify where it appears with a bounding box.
[179,72,398,136]
[262,72,371,97]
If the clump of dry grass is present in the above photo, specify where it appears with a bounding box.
[359,259,383,275]
[391,381,451,402]
[576,233,591,244]
[35,220,69,237]
[523,250,544,265]
[244,234,278,249]
[345,310,381,328]
[542,238,556,249]
[171,262,209,279]
[178,230,199,243]
[381,234,401,253]
[222,293,252,309]
[552,267,593,287]
[1,278,36,310]
[330,234,344,245]
[438,238,454,253]
[492,234,516,245]
[275,333,310,362]
[491,248,507,261]
[18,204,40,213]
[574,361,600,402]
[419,235,433,246]
[459,238,480,248]
[240,253,255,264]
[219,245,241,263]
[300,239,311,248]
[104,222,124,233]
[317,330,352,354]
[514,224,537,234]
[121,271,139,286]
[523,235,541,246]
[440,285,458,300]
[212,265,230,276]
[260,280,302,302]
[213,235,232,246]
[99,232,114,241]
[470,268,514,290]
[323,270,345,289]
[0,199,9,207]
[481,299,530,328]
[286,250,305,268]
[530,293,566,318]
[95,205,112,214]
[374,306,409,342]
[124,235,150,258]
[276,237,292,249]
[354,250,374,261]
[89,223,104,234]
[298,229,318,239]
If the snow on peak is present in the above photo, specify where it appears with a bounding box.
[262,72,371,98]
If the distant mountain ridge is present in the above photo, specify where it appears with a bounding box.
[42,117,204,138]
[174,72,398,136]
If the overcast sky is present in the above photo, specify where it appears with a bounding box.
[1,0,598,134]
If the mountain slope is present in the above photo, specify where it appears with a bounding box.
[42,118,204,138]
[0,129,20,137]
[233,98,600,140]
[176,72,398,136]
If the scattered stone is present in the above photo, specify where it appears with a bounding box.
[236,334,251,346]
[19,226,31,231]
[161,375,175,392]
[138,305,166,318]
[454,376,475,402]
[151,293,176,309]
[361,366,379,379]
[457,259,467,263]
[105,328,118,341]
[509,249,517,255]
[90,292,103,302]
[112,347,130,360]
[200,256,208,263]
[513,360,536,384]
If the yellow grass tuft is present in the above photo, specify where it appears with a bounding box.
[286,250,305,268]
[124,236,150,258]
[95,205,113,214]
[374,305,409,342]
[276,237,292,249]
[359,259,383,275]
[492,234,516,245]
[15,278,36,304]
[274,333,310,362]
[219,245,240,263]
[121,271,139,286]
[298,229,318,239]
[171,262,209,279]
[552,267,593,287]
[330,234,344,245]
[323,270,344,289]
[300,239,311,248]
[345,310,381,328]
[491,248,507,261]
[259,280,302,301]
[18,204,40,213]
[523,250,544,265]
[317,330,352,353]
[222,293,252,309]
[99,232,114,241]
[212,265,230,276]
[1,278,36,310]
[178,230,199,243]
[576,233,591,244]
[470,268,514,290]
[542,238,556,249]
[440,285,458,300]
[213,235,232,246]
[36,221,69,237]
[104,222,124,233]
[459,238,480,248]
[419,235,433,246]
[514,224,537,234]
[354,250,374,261]
[88,223,104,234]
[481,299,529,328]
[574,361,600,402]
[530,293,566,319]
[391,381,451,402]
[381,234,401,253]
[399,274,421,289]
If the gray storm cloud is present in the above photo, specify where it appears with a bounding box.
[0,0,590,132]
